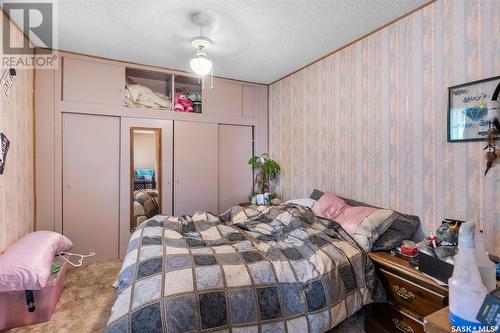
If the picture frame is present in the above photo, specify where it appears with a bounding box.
[447,75,500,142]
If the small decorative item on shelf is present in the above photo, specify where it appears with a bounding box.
[188,92,202,113]
[421,218,464,262]
[174,92,194,112]
[418,218,465,283]
[248,153,281,206]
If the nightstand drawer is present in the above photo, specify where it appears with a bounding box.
[378,268,446,317]
[367,303,424,333]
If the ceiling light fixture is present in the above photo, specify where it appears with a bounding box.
[190,36,212,76]
[189,13,214,88]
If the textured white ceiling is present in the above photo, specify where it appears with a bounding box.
[32,0,429,83]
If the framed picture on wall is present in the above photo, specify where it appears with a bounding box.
[448,75,500,142]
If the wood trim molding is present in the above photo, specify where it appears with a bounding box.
[269,0,437,85]
[129,127,162,232]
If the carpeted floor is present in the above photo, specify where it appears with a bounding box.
[8,260,365,333]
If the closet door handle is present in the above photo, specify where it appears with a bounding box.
[65,184,71,190]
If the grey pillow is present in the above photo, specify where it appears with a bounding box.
[310,189,325,201]
[309,189,420,251]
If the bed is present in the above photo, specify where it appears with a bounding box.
[133,189,159,228]
[106,204,384,333]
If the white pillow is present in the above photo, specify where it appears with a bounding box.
[285,198,317,208]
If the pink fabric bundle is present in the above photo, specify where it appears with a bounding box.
[0,231,72,292]
[312,192,376,236]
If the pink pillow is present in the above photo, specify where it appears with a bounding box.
[312,192,348,219]
[312,192,377,236]
[0,231,72,292]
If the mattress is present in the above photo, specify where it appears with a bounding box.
[106,204,382,333]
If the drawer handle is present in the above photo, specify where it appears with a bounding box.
[392,318,414,333]
[393,285,415,302]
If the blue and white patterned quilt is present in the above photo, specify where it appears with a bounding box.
[106,204,382,333]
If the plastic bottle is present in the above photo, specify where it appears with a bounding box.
[448,223,488,330]
[475,230,496,292]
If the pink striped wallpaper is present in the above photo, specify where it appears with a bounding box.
[269,0,500,253]
[0,14,35,253]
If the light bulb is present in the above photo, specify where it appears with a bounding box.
[190,54,212,76]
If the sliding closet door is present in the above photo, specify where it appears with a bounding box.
[63,113,119,263]
[174,121,218,215]
[218,125,253,212]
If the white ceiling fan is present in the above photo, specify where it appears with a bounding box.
[189,13,214,83]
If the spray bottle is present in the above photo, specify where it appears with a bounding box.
[448,223,488,329]
[475,230,496,292]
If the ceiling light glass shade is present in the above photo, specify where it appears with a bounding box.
[190,54,212,76]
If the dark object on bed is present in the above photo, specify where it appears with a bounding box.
[310,189,420,251]
[106,205,384,333]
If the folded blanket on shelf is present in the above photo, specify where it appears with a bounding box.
[125,84,171,110]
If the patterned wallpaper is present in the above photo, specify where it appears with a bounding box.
[269,0,500,254]
[0,14,35,253]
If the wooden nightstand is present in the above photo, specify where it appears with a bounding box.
[365,252,448,333]
[423,307,452,333]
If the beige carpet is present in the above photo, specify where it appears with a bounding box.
[7,260,364,333]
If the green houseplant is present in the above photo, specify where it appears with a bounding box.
[248,153,281,204]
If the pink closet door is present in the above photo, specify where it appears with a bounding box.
[62,113,120,263]
[174,121,218,216]
[202,78,242,117]
[62,57,124,106]
[218,125,253,212]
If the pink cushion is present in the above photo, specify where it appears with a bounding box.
[312,192,348,219]
[0,231,72,292]
[312,192,377,236]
